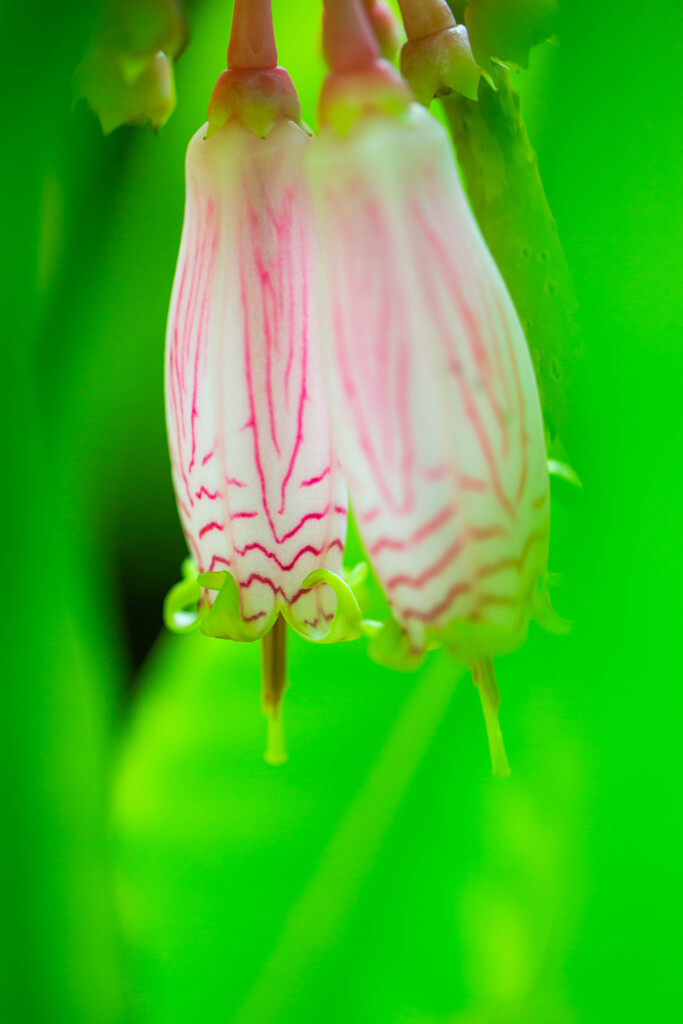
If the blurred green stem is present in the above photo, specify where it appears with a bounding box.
[234,656,464,1024]
[442,70,587,460]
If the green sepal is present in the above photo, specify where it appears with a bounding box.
[163,558,202,634]
[282,567,364,644]
[343,561,368,589]
[531,574,572,635]
[197,570,276,642]
[400,25,485,107]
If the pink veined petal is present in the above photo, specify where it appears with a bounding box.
[165,118,347,635]
[308,105,549,654]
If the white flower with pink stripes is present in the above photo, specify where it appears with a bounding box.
[163,1,362,763]
[307,0,561,774]
[162,0,567,773]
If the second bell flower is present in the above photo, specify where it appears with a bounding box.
[308,0,554,772]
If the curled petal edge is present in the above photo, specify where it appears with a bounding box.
[198,570,276,641]
[290,568,364,644]
[363,571,570,669]
[163,562,366,645]
[163,557,203,634]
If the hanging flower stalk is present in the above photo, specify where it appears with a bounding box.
[163,0,362,764]
[308,0,561,775]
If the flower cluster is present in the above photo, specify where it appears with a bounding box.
[163,0,563,772]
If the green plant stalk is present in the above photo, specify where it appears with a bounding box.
[233,655,465,1024]
[442,70,587,460]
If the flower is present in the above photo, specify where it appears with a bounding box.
[165,113,351,642]
[308,0,555,773]
[164,0,362,762]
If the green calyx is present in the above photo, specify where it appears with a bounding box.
[400,25,485,107]
[318,60,412,136]
[206,68,305,140]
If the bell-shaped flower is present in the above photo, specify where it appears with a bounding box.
[165,113,352,640]
[163,0,361,761]
[308,0,559,773]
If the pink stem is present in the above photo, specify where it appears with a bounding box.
[322,0,380,72]
[396,0,455,41]
[227,0,278,70]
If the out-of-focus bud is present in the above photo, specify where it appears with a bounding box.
[73,0,188,133]
[363,1,404,63]
[397,0,483,104]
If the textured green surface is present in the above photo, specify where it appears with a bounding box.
[2,1,681,1022]
[442,69,585,455]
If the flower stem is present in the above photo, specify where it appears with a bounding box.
[442,71,587,461]
[261,616,288,766]
[472,659,510,777]
[234,657,465,1023]
[228,0,277,70]
[323,0,380,72]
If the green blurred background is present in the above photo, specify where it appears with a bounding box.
[3,1,681,1022]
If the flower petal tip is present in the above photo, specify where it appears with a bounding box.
[163,572,202,634]
[290,569,363,644]
[548,458,583,489]
[199,570,273,641]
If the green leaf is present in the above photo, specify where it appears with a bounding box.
[464,0,559,72]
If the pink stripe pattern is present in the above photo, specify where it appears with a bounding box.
[308,104,549,657]
[165,118,347,638]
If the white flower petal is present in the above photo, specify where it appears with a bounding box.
[165,119,347,636]
[308,105,549,655]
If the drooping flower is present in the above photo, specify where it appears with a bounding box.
[164,0,361,762]
[397,0,483,104]
[308,0,558,773]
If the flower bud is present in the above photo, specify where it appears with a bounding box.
[73,0,187,133]
[397,0,483,104]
